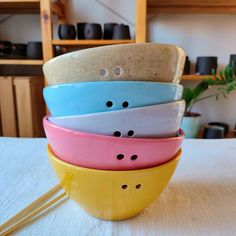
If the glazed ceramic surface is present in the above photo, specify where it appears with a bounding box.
[44,81,183,116]
[48,145,181,220]
[181,116,201,139]
[27,42,42,59]
[49,100,185,138]
[43,43,185,85]
[44,117,184,170]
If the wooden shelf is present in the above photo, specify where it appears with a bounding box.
[147,0,236,14]
[0,0,40,14]
[0,0,64,17]
[182,75,214,81]
[0,59,43,65]
[52,39,135,46]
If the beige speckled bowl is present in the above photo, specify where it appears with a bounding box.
[43,43,185,85]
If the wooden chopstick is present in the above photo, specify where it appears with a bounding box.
[1,191,67,236]
[0,183,67,236]
[0,183,62,232]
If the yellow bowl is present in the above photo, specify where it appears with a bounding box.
[48,145,181,220]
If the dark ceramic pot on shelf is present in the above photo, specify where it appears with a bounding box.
[77,23,87,39]
[183,56,190,75]
[113,24,131,39]
[84,23,102,39]
[195,56,218,75]
[229,54,236,67]
[11,44,27,58]
[53,46,64,57]
[103,23,118,39]
[203,125,224,139]
[234,123,236,137]
[0,41,12,57]
[208,122,229,136]
[58,24,76,40]
[27,42,43,59]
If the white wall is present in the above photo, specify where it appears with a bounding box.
[1,0,236,130]
[148,14,236,130]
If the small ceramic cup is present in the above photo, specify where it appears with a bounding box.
[11,44,27,58]
[27,42,43,59]
[103,23,118,39]
[196,56,218,75]
[58,24,76,39]
[84,23,102,39]
[183,56,190,75]
[234,123,236,137]
[208,122,229,136]
[0,41,12,56]
[203,125,224,139]
[229,54,236,67]
[113,24,131,39]
[77,22,87,39]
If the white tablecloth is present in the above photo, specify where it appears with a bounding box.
[0,138,236,236]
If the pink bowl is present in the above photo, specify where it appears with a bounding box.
[43,116,184,170]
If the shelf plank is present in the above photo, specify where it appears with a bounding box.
[0,0,40,14]
[182,75,214,80]
[0,0,39,2]
[0,0,64,16]
[0,59,43,65]
[148,0,236,14]
[52,39,135,46]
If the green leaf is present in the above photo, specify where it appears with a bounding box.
[192,81,209,99]
[182,88,193,109]
[182,65,236,111]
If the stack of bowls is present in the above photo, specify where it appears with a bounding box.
[43,43,186,220]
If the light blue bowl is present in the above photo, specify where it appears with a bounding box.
[43,81,183,117]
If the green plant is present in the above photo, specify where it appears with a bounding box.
[183,65,236,115]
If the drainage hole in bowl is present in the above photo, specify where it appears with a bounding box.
[122,101,129,108]
[127,130,134,137]
[136,184,142,189]
[114,131,122,137]
[113,66,122,76]
[177,130,181,137]
[131,155,138,161]
[117,154,124,160]
[100,68,108,76]
[122,184,128,189]
[106,101,113,107]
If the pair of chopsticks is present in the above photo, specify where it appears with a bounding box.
[0,183,67,236]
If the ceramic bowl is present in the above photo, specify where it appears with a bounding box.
[49,100,185,138]
[43,43,185,85]
[43,81,183,117]
[43,117,184,170]
[48,145,181,220]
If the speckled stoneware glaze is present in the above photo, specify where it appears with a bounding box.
[49,100,185,138]
[43,43,185,85]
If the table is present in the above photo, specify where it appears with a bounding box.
[0,138,236,236]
